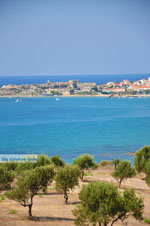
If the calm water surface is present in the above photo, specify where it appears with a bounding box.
[0,97,150,163]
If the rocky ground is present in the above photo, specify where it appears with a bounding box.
[0,165,150,226]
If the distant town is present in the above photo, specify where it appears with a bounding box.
[1,77,150,97]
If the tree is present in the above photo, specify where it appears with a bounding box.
[134,146,150,174]
[56,165,81,203]
[112,158,120,169]
[6,166,55,217]
[73,154,98,181]
[0,165,15,189]
[134,146,150,187]
[36,165,55,192]
[36,154,50,167]
[0,162,18,171]
[73,181,144,226]
[50,155,65,167]
[16,162,36,173]
[112,161,136,188]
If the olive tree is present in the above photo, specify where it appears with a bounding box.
[112,158,120,169]
[6,166,55,217]
[0,165,15,189]
[36,154,51,167]
[56,165,81,203]
[73,154,98,181]
[134,146,150,186]
[112,160,136,188]
[50,155,65,167]
[16,162,36,174]
[134,146,150,174]
[73,181,144,226]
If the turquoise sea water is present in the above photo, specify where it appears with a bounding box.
[0,97,150,163]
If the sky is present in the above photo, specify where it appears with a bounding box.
[0,0,150,76]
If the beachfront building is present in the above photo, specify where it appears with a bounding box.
[122,80,130,85]
[133,81,141,85]
[102,87,125,94]
[139,79,147,84]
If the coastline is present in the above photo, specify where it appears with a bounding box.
[1,77,150,98]
[1,94,150,98]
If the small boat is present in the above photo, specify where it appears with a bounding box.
[56,98,60,101]
[16,99,22,102]
[108,94,115,99]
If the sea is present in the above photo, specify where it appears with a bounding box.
[0,74,150,164]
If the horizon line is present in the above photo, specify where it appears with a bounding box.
[0,72,150,77]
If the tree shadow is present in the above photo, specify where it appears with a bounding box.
[70,201,81,205]
[83,179,98,183]
[37,192,62,195]
[31,216,74,222]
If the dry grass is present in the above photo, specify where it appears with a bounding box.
[0,166,150,226]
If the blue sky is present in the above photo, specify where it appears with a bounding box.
[0,0,149,76]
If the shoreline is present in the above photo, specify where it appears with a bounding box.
[1,77,150,98]
[1,94,150,98]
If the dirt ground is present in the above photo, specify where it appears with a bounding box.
[0,165,150,226]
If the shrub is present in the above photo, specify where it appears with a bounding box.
[38,194,43,198]
[9,209,17,214]
[1,194,5,201]
[84,171,93,176]
[99,160,112,167]
[144,218,150,224]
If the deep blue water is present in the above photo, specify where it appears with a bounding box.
[0,96,150,164]
[0,74,150,87]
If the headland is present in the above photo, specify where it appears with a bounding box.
[1,77,150,98]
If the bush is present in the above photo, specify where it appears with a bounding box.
[38,194,43,198]
[84,171,93,176]
[112,161,136,188]
[73,181,144,226]
[144,218,150,224]
[99,160,112,167]
[56,165,81,203]
[73,154,98,180]
[9,209,17,214]
[1,194,5,201]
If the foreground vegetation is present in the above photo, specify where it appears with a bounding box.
[0,148,150,225]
